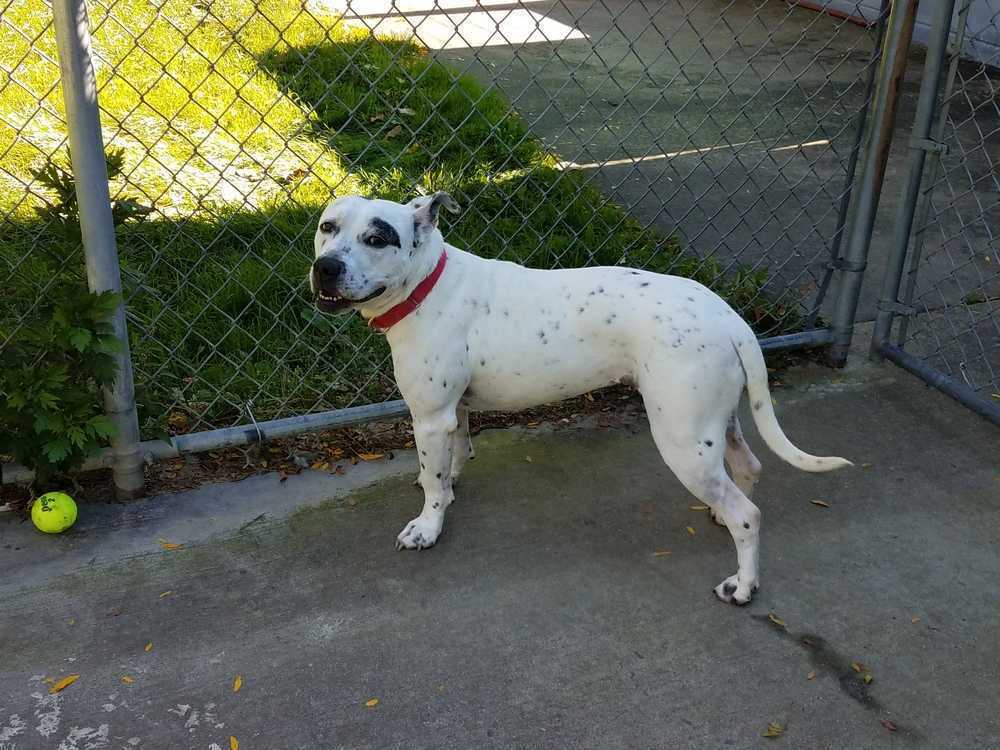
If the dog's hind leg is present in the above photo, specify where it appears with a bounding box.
[449,407,474,484]
[714,413,761,527]
[643,402,761,605]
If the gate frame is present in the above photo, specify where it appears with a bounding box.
[869,0,1000,427]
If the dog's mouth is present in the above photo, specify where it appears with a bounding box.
[315,286,386,313]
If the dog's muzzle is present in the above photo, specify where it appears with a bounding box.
[312,256,385,313]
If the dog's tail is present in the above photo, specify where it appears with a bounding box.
[733,335,852,473]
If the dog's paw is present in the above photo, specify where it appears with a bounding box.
[396,515,443,550]
[713,574,758,605]
[710,508,727,528]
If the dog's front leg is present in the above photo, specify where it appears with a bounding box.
[397,407,460,550]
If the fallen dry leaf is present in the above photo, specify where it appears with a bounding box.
[311,461,330,471]
[583,392,594,402]
[357,452,384,461]
[880,719,897,732]
[862,462,874,469]
[233,674,243,692]
[652,550,672,557]
[911,617,921,624]
[230,736,239,750]
[768,613,786,628]
[689,505,709,511]
[526,421,540,428]
[863,673,874,684]
[806,671,816,680]
[403,440,415,448]
[384,124,403,139]
[810,500,830,508]
[68,618,75,625]
[144,642,153,653]
[365,698,379,708]
[399,107,416,116]
[851,661,870,673]
[763,721,784,738]
[121,675,134,685]
[686,526,696,535]
[525,456,533,463]
[158,539,182,551]
[159,591,173,598]
[49,674,79,694]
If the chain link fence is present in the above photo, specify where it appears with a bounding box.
[873,0,1000,423]
[3,0,889,461]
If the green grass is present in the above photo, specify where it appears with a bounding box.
[0,0,800,435]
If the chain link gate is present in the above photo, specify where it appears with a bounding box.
[2,0,892,491]
[872,0,1000,427]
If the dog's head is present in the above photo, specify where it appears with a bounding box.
[310,192,460,316]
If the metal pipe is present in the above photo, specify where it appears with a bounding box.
[828,0,919,367]
[876,343,1000,427]
[758,328,833,352]
[806,0,890,330]
[870,0,959,359]
[51,0,145,498]
[896,0,972,346]
[2,400,412,485]
[0,328,833,485]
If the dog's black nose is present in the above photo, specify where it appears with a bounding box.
[313,256,345,282]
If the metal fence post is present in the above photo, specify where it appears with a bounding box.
[870,0,958,359]
[828,0,919,366]
[52,0,145,498]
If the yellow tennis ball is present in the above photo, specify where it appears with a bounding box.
[31,492,78,534]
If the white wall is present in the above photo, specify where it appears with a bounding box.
[815,1,1000,67]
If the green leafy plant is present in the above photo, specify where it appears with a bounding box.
[0,288,121,483]
[32,146,151,235]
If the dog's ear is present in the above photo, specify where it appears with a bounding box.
[412,191,460,232]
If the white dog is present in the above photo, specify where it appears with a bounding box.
[310,193,851,605]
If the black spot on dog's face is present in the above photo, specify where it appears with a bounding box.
[705,440,713,447]
[366,217,401,249]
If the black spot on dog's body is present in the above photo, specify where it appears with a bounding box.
[436,472,442,479]
[743,522,750,529]
[722,582,737,596]
[705,440,713,447]
[443,380,447,388]
[433,502,440,509]
[640,282,650,287]
[480,358,486,366]
[754,400,763,411]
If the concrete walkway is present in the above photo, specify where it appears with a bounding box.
[2,354,998,749]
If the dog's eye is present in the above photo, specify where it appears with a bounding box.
[366,235,388,248]
[319,221,337,234]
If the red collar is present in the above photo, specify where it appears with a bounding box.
[368,251,448,332]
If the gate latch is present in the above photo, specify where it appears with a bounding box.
[910,137,948,155]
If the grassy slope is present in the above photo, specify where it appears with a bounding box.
[0,0,797,435]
